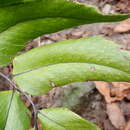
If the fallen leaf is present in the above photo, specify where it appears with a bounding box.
[111,82,130,101]
[95,82,130,103]
[107,103,126,129]
[95,81,111,103]
[103,119,116,130]
[95,81,118,103]
[116,1,130,13]
[114,18,130,33]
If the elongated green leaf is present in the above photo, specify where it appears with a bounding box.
[0,91,30,130]
[13,36,130,74]
[0,0,36,7]
[0,0,130,66]
[13,36,130,96]
[38,108,100,130]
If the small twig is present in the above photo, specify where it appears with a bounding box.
[0,72,38,130]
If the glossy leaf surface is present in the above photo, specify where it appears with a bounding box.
[13,36,130,96]
[38,108,100,130]
[0,0,37,7]
[0,0,130,66]
[0,91,30,130]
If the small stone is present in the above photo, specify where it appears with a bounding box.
[102,4,111,14]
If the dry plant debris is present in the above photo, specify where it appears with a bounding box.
[95,81,130,129]
[114,18,130,33]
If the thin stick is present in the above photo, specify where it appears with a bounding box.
[0,72,38,130]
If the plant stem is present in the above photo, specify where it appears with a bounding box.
[0,72,38,130]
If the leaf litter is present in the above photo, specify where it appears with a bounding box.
[1,0,130,129]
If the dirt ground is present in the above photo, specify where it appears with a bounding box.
[0,0,130,130]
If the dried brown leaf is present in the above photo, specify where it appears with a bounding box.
[111,82,130,101]
[95,81,117,103]
[95,82,130,103]
[114,18,130,33]
[107,103,126,129]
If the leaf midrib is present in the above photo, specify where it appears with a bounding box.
[4,92,15,130]
[13,62,130,77]
[39,112,67,130]
[0,17,85,35]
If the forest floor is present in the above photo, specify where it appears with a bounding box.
[1,0,130,130]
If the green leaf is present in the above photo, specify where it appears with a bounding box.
[0,0,130,66]
[38,108,100,130]
[0,0,36,7]
[0,91,30,130]
[13,36,130,96]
